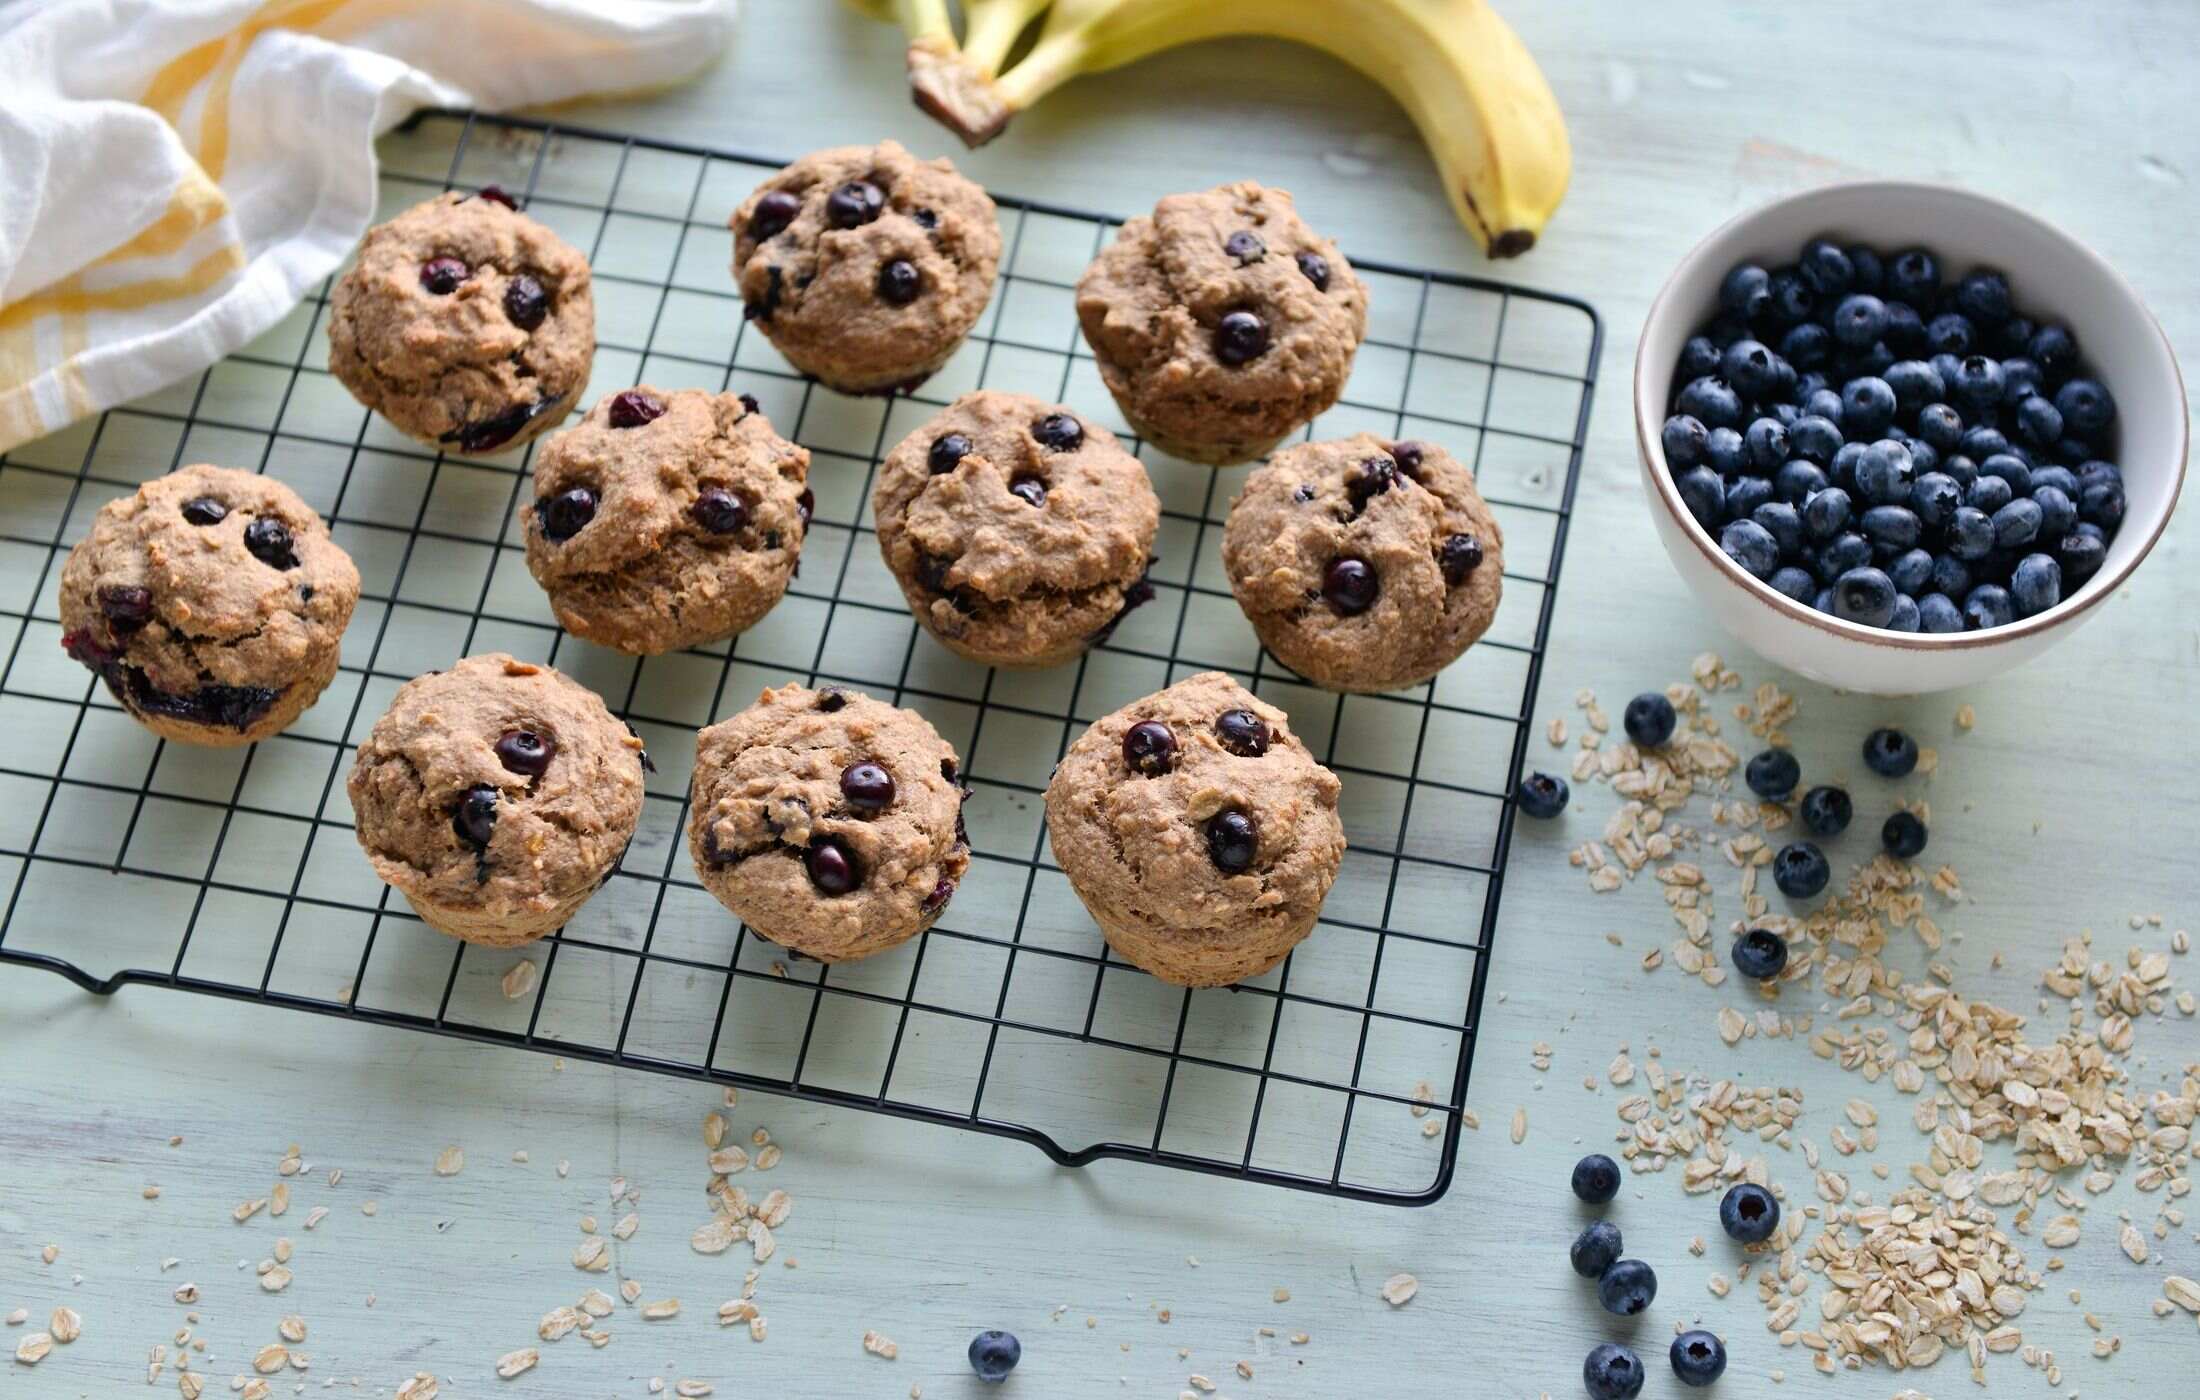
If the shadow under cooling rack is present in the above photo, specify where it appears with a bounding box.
[0,109,1599,1206]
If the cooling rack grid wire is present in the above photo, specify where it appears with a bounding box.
[0,109,1599,1205]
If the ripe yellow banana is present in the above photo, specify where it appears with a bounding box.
[850,0,1570,258]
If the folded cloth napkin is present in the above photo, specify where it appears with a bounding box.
[0,0,739,451]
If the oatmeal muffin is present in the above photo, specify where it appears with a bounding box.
[1044,672,1344,987]
[687,684,970,961]
[1076,181,1367,465]
[729,141,1001,393]
[1223,435,1504,692]
[58,464,359,746]
[348,655,646,946]
[523,386,811,654]
[328,188,595,453]
[872,390,1159,667]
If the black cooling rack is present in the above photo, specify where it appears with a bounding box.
[0,110,1597,1205]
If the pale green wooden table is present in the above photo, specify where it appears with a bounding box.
[3,2,2195,1396]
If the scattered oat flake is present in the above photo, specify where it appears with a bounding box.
[14,1332,52,1364]
[614,1213,640,1240]
[501,960,538,999]
[47,1307,79,1343]
[1380,1273,1418,1306]
[2,1309,22,1326]
[435,1146,464,1176]
[496,1347,538,1379]
[675,1383,713,1398]
[253,1343,288,1374]
[862,1330,899,1359]
[642,1299,680,1321]
[2121,1223,2149,1264]
[579,1289,614,1318]
[756,1144,783,1170]
[278,1316,306,1344]
[258,1265,292,1293]
[396,1372,440,1399]
[692,1217,738,1255]
[303,1206,328,1230]
[572,1238,609,1272]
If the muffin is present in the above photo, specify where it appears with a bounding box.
[1223,435,1504,691]
[57,464,359,746]
[348,655,646,946]
[328,188,595,453]
[1043,672,1344,987]
[872,390,1159,667]
[523,386,811,654]
[729,140,1001,393]
[1076,181,1367,464]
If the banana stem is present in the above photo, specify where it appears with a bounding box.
[960,1,1045,78]
[892,0,956,52]
[986,29,1096,117]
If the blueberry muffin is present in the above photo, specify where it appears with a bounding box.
[1076,182,1367,465]
[729,141,1001,394]
[1043,672,1344,987]
[329,188,595,453]
[1223,435,1504,692]
[523,386,811,655]
[348,654,646,946]
[872,391,1159,668]
[687,684,970,962]
[57,464,359,746]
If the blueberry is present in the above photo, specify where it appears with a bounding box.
[2031,464,2080,496]
[1721,1181,1782,1242]
[1918,592,1965,632]
[1813,587,1837,614]
[181,496,228,526]
[839,761,897,813]
[1883,359,1943,411]
[1597,1258,1658,1316]
[1584,1344,1646,1400]
[243,517,297,570]
[1800,785,1852,837]
[1964,583,2015,630]
[1732,927,1789,980]
[1033,412,1084,451]
[1704,426,1749,476]
[1670,1331,1728,1389]
[1815,532,1872,583]
[442,787,504,864]
[1774,460,1828,505]
[1766,268,1816,327]
[1623,693,1677,749]
[1999,356,2045,405]
[2055,378,2116,438]
[1926,312,1974,356]
[1803,387,1845,424]
[2032,484,2077,539]
[1802,486,1852,539]
[1720,263,1773,320]
[1321,557,1378,614]
[1960,424,2011,461]
[2013,393,2064,448]
[1223,230,1266,263]
[1955,268,2014,325]
[538,486,597,541]
[1909,472,1960,529]
[1840,377,1897,438]
[606,389,666,428]
[1883,809,1929,859]
[1996,314,2037,357]
[1773,841,1830,898]
[1121,720,1179,776]
[502,274,548,330]
[97,585,154,633]
[1789,414,1843,464]
[748,189,801,240]
[1518,771,1569,819]
[2079,475,2126,529]
[1679,335,1722,380]
[876,258,922,305]
[824,179,885,228]
[1213,709,1270,757]
[1883,300,1928,353]
[1929,552,1971,598]
[1008,477,1047,507]
[1204,808,1258,873]
[1720,340,1781,402]
[805,837,863,894]
[495,729,554,778]
[1662,414,1710,467]
[1846,244,1885,292]
[1965,474,2014,515]
[690,488,747,535]
[1744,417,1790,470]
[1887,593,1921,632]
[1833,566,1898,626]
[1992,497,2043,549]
[1779,321,1832,370]
[968,1330,1021,1383]
[1914,403,1964,451]
[1887,547,1933,595]
[1572,1152,1623,1203]
[1860,505,1920,552]
[1828,293,1884,350]
[1768,565,1816,602]
[1725,479,1774,525]
[1675,467,1725,531]
[2027,324,2079,378]
[928,432,973,473]
[1854,440,1914,505]
[1799,237,1853,295]
[2011,551,2062,616]
[2057,527,2107,584]
[1862,727,1918,777]
[1215,309,1269,365]
[1720,519,1779,579]
[1571,1220,1624,1278]
[1745,748,1800,801]
[1295,250,1331,290]
[1885,247,1939,306]
[418,256,468,294]
[1752,501,1804,555]
[1941,452,1980,489]
[1678,375,1744,430]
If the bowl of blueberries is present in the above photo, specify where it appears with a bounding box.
[1634,181,2186,694]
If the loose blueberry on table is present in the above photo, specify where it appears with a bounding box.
[1571,1153,1622,1204]
[1799,784,1851,837]
[1583,1343,1645,1400]
[1882,809,1929,859]
[1743,748,1799,801]
[1667,235,2124,634]
[1731,927,1789,981]
[1516,771,1569,819]
[968,1329,1021,1383]
[1719,1182,1781,1243]
[1622,692,1676,748]
[1596,1258,1657,1316]
[1570,1220,1623,1278]
[1772,841,1830,899]
[1862,726,1919,778]
[1669,1330,1728,1387]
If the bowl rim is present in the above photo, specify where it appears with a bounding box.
[1634,178,2189,652]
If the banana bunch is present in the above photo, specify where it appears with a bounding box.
[840,0,1570,258]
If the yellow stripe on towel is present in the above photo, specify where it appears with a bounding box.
[0,243,250,335]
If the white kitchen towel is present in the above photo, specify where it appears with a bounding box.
[0,0,739,451]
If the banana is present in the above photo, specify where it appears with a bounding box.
[856,0,1570,258]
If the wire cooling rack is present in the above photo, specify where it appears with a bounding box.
[0,110,1597,1205]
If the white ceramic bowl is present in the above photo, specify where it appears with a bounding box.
[1635,182,2187,694]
